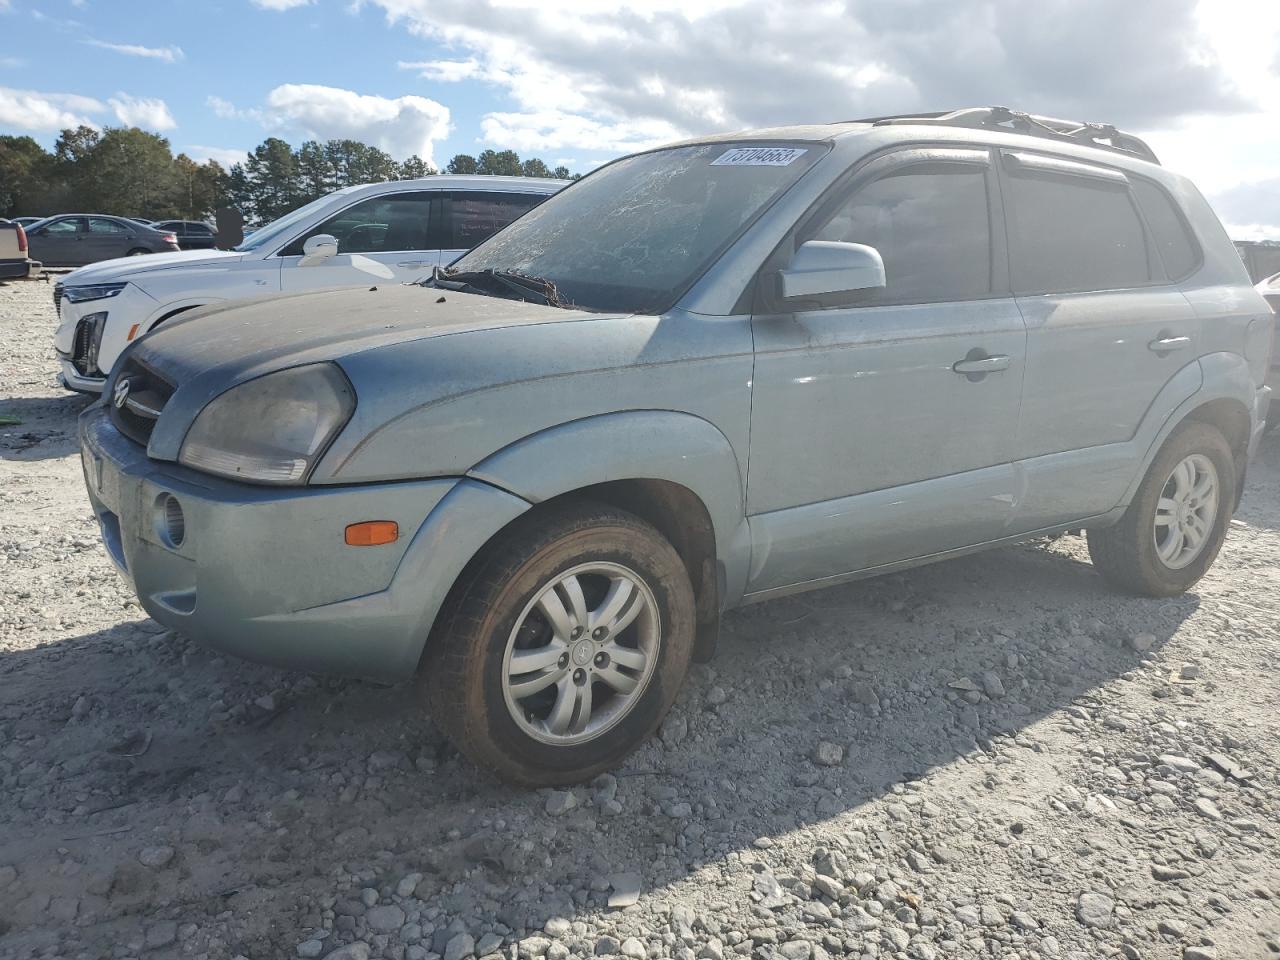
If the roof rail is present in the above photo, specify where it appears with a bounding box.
[852,106,1160,165]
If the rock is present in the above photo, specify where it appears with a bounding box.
[519,937,551,959]
[812,741,844,767]
[323,945,371,960]
[476,934,504,956]
[396,873,423,897]
[360,888,379,908]
[660,713,687,747]
[620,938,646,959]
[706,685,728,705]
[145,922,178,949]
[1009,911,1038,932]
[1040,937,1061,958]
[1179,663,1200,680]
[1192,798,1222,820]
[298,940,326,958]
[595,936,621,956]
[778,941,812,960]
[947,677,980,691]
[1128,633,1156,652]
[544,918,571,939]
[367,905,406,934]
[138,845,175,869]
[367,750,404,772]
[1159,754,1199,773]
[955,905,981,927]
[254,693,277,712]
[71,695,90,720]
[980,671,1005,698]
[1152,864,1191,881]
[545,790,578,816]
[1076,892,1114,928]
[812,874,842,899]
[665,801,693,818]
[849,682,878,706]
[444,933,476,960]
[1183,949,1216,960]
[608,872,642,908]
[1158,919,1188,938]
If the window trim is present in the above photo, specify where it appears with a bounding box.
[754,145,1006,313]
[996,148,1166,297]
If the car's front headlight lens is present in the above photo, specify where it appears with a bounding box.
[64,282,127,304]
[178,364,355,484]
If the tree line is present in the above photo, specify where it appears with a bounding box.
[0,127,575,224]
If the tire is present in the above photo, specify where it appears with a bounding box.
[126,247,151,257]
[1087,421,1236,597]
[425,501,696,786]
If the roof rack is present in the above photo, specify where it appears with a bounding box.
[852,106,1160,165]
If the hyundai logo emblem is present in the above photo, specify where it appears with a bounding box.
[112,378,131,410]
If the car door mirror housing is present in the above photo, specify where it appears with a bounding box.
[300,234,339,264]
[778,240,886,300]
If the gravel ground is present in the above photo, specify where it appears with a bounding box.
[1,276,1278,960]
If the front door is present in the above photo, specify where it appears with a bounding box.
[30,216,84,266]
[277,191,441,292]
[746,148,1027,596]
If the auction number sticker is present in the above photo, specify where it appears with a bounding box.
[711,147,808,166]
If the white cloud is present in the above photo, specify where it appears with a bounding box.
[398,59,482,83]
[183,144,249,167]
[206,95,245,119]
[480,110,680,154]
[258,83,451,163]
[86,39,184,62]
[250,0,313,9]
[0,86,103,130]
[108,93,176,130]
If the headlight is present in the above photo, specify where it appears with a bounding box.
[83,312,108,373]
[178,364,355,484]
[64,282,128,304]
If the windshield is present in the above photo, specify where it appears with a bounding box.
[234,189,359,252]
[451,142,822,313]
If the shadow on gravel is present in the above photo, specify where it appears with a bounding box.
[0,393,94,462]
[0,536,1201,948]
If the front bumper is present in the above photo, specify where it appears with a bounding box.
[78,405,528,681]
[1251,384,1273,456]
[60,360,106,394]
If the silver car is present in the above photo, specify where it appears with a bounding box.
[25,214,179,266]
[80,107,1273,785]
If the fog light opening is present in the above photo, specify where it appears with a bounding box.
[156,493,185,549]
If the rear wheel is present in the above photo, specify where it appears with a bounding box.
[126,247,150,257]
[1088,421,1235,596]
[425,502,695,785]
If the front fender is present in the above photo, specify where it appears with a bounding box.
[468,411,752,606]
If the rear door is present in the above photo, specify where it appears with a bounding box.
[277,190,440,291]
[436,191,548,265]
[83,217,133,262]
[999,152,1200,528]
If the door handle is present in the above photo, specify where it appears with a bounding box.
[1148,334,1191,353]
[952,354,1011,375]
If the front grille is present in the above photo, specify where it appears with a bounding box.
[71,317,97,375]
[53,283,63,315]
[109,358,175,447]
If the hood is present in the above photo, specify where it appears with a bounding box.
[126,284,621,459]
[61,249,243,285]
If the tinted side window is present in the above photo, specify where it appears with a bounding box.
[281,193,433,256]
[446,192,544,250]
[1006,173,1149,293]
[812,167,991,304]
[1131,179,1198,280]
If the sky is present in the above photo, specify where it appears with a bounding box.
[1,0,1278,238]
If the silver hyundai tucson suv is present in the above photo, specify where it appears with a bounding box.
[80,107,1274,785]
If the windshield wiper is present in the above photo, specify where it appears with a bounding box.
[423,267,569,309]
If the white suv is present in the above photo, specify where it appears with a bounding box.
[53,175,566,392]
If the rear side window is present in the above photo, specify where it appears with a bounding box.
[812,167,992,304]
[1006,172,1149,293]
[444,192,544,250]
[1131,179,1199,280]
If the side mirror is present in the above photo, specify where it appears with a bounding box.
[300,234,338,265]
[778,240,885,300]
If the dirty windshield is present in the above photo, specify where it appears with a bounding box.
[450,142,822,313]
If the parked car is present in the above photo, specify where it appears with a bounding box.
[1259,270,1280,429]
[26,215,179,267]
[0,218,41,280]
[81,107,1273,785]
[151,220,218,251]
[11,216,44,229]
[53,175,566,393]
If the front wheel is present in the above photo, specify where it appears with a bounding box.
[425,502,695,786]
[1088,421,1235,597]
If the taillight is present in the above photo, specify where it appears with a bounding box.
[16,224,27,253]
[161,233,177,245]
